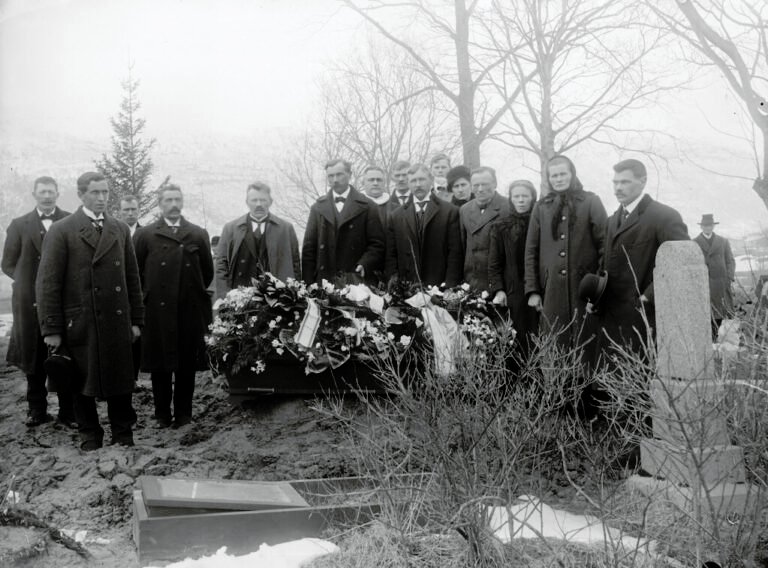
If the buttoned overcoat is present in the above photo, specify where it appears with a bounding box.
[385,194,463,287]
[133,217,213,372]
[459,192,510,291]
[215,212,300,299]
[694,233,735,319]
[524,190,606,343]
[301,187,385,284]
[598,195,689,353]
[2,208,70,373]
[36,208,144,397]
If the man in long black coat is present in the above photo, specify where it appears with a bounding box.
[302,159,385,285]
[37,172,144,450]
[2,176,75,427]
[694,214,735,339]
[385,164,463,287]
[134,184,213,428]
[597,159,689,358]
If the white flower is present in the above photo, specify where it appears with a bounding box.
[212,298,224,311]
[321,279,335,293]
[341,345,348,352]
[461,283,470,291]
[345,284,371,302]
[399,335,411,347]
[268,319,277,329]
[387,332,395,341]
[480,291,489,299]
[271,339,281,347]
[255,360,266,374]
[276,347,284,355]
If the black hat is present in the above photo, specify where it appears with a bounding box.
[699,214,718,225]
[44,345,75,393]
[578,270,608,305]
[446,165,471,193]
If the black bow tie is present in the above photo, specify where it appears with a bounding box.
[334,196,346,204]
[40,214,54,220]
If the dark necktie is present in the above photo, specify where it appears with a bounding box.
[91,218,103,233]
[618,207,629,228]
[254,222,263,238]
[335,197,346,204]
[399,196,408,205]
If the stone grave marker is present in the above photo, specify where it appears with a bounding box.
[629,240,756,519]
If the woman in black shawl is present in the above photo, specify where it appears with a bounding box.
[489,180,539,354]
[523,155,607,349]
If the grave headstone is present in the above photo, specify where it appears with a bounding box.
[628,241,756,520]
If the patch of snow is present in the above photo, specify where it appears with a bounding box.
[143,538,338,568]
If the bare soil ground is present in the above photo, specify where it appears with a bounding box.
[0,336,360,568]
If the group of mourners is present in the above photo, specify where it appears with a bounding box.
[2,152,735,451]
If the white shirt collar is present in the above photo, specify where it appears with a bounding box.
[623,192,645,215]
[82,206,104,220]
[701,232,713,239]
[331,186,351,201]
[164,217,181,227]
[37,207,56,218]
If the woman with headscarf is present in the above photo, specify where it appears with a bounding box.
[523,155,607,349]
[489,180,539,355]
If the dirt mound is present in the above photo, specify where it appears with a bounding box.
[0,343,359,567]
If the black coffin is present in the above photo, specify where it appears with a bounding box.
[225,358,384,397]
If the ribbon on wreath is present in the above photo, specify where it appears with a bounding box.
[295,298,322,348]
[406,292,468,377]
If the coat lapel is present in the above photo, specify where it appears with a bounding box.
[75,209,100,251]
[422,195,440,230]
[338,187,367,227]
[470,192,503,234]
[93,217,119,263]
[614,194,651,239]
[27,211,45,254]
[233,215,254,260]
[264,215,282,270]
[317,194,337,225]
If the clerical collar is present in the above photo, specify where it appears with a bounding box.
[368,193,390,205]
[82,206,104,221]
[164,217,181,228]
[623,192,645,215]
[37,208,56,218]
[331,187,351,201]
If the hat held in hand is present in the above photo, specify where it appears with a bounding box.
[44,344,75,393]
[578,270,608,305]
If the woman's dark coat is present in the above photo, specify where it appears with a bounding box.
[524,190,607,345]
[488,210,539,346]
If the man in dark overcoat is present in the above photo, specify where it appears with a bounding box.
[385,164,463,287]
[694,214,735,338]
[216,181,300,299]
[134,184,213,428]
[459,167,510,292]
[597,159,689,358]
[2,176,75,427]
[36,172,144,450]
[302,159,385,285]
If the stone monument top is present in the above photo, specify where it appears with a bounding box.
[653,240,713,380]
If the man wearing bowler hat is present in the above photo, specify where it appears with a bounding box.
[694,214,735,339]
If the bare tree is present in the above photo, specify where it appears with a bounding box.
[649,0,768,210]
[279,41,459,229]
[339,0,532,168]
[484,0,682,190]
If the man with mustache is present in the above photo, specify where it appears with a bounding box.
[597,158,689,358]
[2,176,75,428]
[302,159,385,285]
[134,183,213,428]
[215,181,300,299]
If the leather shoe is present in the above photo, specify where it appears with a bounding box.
[80,439,102,451]
[172,415,192,429]
[154,416,172,428]
[26,412,53,427]
[56,415,78,430]
[111,435,135,447]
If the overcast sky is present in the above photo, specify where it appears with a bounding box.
[1,0,765,239]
